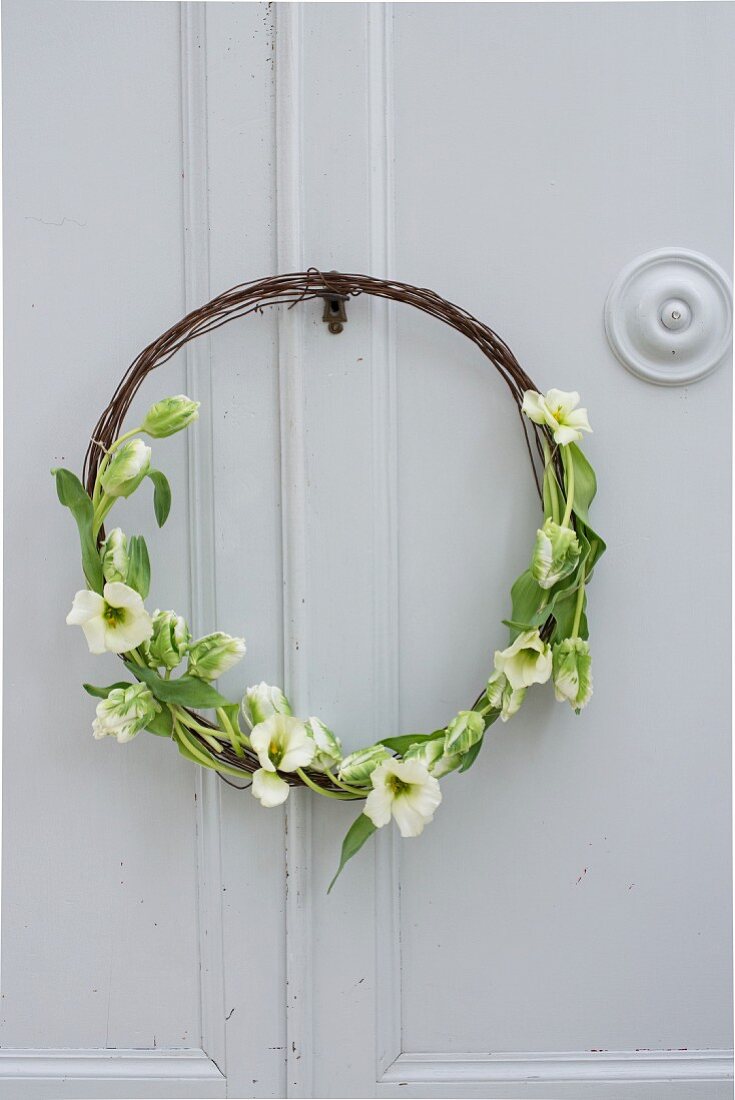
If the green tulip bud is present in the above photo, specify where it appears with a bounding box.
[100,527,129,583]
[443,710,485,756]
[531,518,581,590]
[486,670,526,722]
[141,394,200,439]
[144,609,190,671]
[304,717,342,773]
[243,682,292,727]
[100,439,151,499]
[338,744,390,786]
[92,682,160,744]
[187,631,246,681]
[403,736,462,778]
[552,637,593,712]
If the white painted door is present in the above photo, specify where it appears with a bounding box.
[2,3,732,1099]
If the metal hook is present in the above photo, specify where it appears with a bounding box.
[320,272,348,334]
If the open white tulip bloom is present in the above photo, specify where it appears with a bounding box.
[250,715,316,809]
[486,669,526,722]
[522,388,592,446]
[93,683,160,743]
[66,582,153,654]
[364,758,442,837]
[252,768,291,808]
[250,714,316,774]
[493,629,552,691]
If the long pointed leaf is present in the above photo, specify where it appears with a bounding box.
[328,813,377,893]
[147,469,172,528]
[52,468,104,592]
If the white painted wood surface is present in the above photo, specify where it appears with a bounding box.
[2,3,732,1098]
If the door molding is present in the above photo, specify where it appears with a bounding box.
[180,1,228,1082]
[380,1048,734,1088]
[273,4,314,1098]
[0,1048,225,1099]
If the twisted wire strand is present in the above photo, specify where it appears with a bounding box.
[83,271,558,789]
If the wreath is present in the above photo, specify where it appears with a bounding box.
[54,271,604,889]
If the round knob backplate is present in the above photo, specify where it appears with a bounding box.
[604,248,732,386]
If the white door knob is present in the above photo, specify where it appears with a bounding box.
[604,248,732,385]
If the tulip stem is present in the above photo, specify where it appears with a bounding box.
[173,717,258,780]
[295,768,364,800]
[323,767,367,796]
[216,706,249,758]
[542,441,561,525]
[561,447,575,528]
[92,495,116,538]
[572,564,586,638]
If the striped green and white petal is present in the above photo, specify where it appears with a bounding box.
[552,637,593,711]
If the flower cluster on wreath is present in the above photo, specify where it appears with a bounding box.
[56,386,603,887]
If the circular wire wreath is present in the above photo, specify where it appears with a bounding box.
[56,270,604,888]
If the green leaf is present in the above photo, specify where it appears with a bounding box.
[379,731,443,755]
[52,467,104,592]
[147,469,172,528]
[459,736,485,772]
[328,813,377,893]
[508,569,546,640]
[457,711,500,772]
[578,519,606,575]
[126,535,151,598]
[125,661,230,708]
[146,706,174,737]
[83,681,132,699]
[567,444,597,525]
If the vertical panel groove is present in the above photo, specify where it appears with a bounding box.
[367,1,403,1076]
[180,1,227,1076]
[274,6,313,1098]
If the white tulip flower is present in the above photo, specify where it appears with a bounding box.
[141,395,200,438]
[187,632,246,681]
[522,389,592,446]
[66,581,153,654]
[493,629,552,691]
[364,757,442,838]
[100,527,129,583]
[304,717,342,773]
[99,438,151,498]
[486,669,526,722]
[338,744,390,786]
[144,609,190,670]
[552,637,593,712]
[403,736,462,778]
[250,714,316,774]
[531,518,581,590]
[243,682,292,727]
[252,768,291,808]
[92,682,160,743]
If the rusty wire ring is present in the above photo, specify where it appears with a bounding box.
[84,270,557,789]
